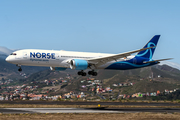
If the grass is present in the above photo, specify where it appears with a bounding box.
[0,113,180,120]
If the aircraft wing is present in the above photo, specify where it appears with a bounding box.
[87,46,155,67]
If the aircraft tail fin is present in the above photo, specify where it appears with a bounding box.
[136,35,160,59]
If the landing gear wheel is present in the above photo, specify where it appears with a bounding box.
[88,71,93,75]
[82,72,86,76]
[77,71,86,76]
[88,70,97,76]
[18,68,22,72]
[78,71,82,75]
[92,72,97,76]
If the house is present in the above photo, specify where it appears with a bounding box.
[113,84,118,87]
[157,90,160,94]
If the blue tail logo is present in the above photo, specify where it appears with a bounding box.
[136,35,160,59]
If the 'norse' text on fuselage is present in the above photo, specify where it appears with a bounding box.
[30,52,55,59]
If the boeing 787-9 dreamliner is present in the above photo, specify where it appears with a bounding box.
[6,35,172,76]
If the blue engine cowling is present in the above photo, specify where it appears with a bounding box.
[70,59,88,70]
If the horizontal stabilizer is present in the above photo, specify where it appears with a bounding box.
[143,58,173,64]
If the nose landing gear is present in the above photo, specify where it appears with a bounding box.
[18,67,22,72]
[16,64,22,72]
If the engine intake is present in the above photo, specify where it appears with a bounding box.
[70,59,88,70]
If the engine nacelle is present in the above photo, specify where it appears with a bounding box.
[50,67,67,71]
[70,59,88,70]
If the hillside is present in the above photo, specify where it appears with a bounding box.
[0,58,48,79]
[97,65,180,94]
[12,64,180,95]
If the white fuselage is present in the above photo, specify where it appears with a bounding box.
[6,49,134,69]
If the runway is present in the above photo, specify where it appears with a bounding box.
[0,101,180,114]
[1,107,180,114]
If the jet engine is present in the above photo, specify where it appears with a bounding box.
[70,59,88,70]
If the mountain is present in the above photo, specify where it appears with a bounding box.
[0,46,13,59]
[15,63,180,96]
[160,61,180,70]
[0,46,13,55]
[154,64,180,74]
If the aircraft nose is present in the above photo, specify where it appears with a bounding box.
[5,57,9,61]
[5,55,17,64]
[5,56,11,63]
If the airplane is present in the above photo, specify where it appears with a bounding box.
[5,35,172,76]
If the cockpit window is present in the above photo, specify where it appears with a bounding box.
[10,53,17,55]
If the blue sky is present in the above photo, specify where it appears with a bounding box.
[0,0,180,64]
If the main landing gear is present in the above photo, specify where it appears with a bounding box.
[77,70,97,76]
[88,70,97,76]
[78,70,86,76]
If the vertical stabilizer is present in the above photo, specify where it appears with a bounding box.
[136,35,160,59]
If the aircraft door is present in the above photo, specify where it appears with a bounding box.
[23,52,28,59]
[56,53,60,60]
